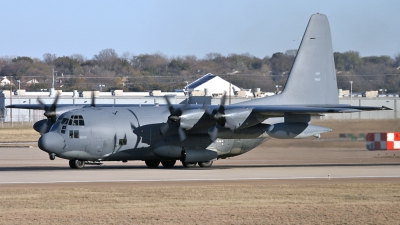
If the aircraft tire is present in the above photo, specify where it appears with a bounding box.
[161,160,176,168]
[69,159,85,169]
[198,161,213,168]
[145,160,160,168]
[182,162,197,168]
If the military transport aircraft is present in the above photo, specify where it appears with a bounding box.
[7,13,389,169]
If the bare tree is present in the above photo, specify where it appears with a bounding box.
[394,52,400,68]
[70,54,86,63]
[43,53,57,64]
[93,48,119,71]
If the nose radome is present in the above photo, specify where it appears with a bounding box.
[38,132,65,153]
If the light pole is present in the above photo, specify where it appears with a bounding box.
[17,80,20,124]
[349,81,353,105]
[229,75,232,105]
[184,81,189,105]
[9,78,12,127]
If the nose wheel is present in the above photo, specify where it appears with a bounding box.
[69,159,86,169]
[49,153,56,160]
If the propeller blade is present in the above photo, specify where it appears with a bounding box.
[164,95,188,116]
[224,121,236,131]
[208,126,219,141]
[36,97,47,110]
[178,127,187,142]
[50,93,60,111]
[112,133,118,154]
[204,91,227,118]
[91,91,95,107]
[219,91,227,114]
[160,123,170,135]
[203,104,214,116]
[164,96,175,115]
[40,120,53,135]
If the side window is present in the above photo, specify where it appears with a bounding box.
[74,130,79,138]
[69,130,80,138]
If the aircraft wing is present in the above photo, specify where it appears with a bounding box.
[249,105,391,116]
[5,103,154,110]
[5,104,45,109]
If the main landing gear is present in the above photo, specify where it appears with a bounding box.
[145,160,176,168]
[182,161,213,168]
[69,159,86,169]
[144,160,213,168]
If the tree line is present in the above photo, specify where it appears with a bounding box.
[1,49,400,93]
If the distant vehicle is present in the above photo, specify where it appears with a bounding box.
[7,13,389,169]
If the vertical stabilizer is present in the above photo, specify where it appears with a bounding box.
[239,13,338,106]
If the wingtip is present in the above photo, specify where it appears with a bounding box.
[382,106,392,110]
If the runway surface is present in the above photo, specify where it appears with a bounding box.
[1,165,400,185]
[0,146,399,185]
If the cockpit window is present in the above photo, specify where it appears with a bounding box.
[68,115,85,126]
[61,118,69,125]
[56,115,64,122]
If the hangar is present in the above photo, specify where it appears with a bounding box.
[185,73,248,97]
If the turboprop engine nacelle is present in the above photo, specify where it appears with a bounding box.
[33,119,52,134]
[179,109,207,130]
[266,122,332,139]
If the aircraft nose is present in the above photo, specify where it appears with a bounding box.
[38,132,65,153]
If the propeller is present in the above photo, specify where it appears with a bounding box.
[33,93,61,134]
[37,92,60,123]
[161,96,188,142]
[204,92,236,141]
[91,91,96,107]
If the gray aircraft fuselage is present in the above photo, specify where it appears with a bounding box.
[40,106,268,163]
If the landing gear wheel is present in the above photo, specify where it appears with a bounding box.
[182,162,197,168]
[198,161,213,168]
[69,159,85,169]
[49,153,56,160]
[161,160,176,168]
[145,160,160,168]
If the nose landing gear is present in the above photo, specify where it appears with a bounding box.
[49,153,56,160]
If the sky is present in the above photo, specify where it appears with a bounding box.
[1,0,399,60]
